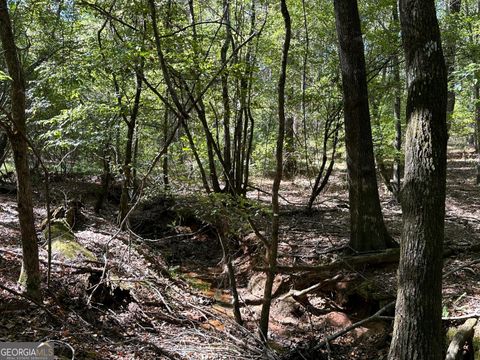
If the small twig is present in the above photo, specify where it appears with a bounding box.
[247,217,270,247]
[145,279,174,314]
[324,334,332,360]
[248,184,296,205]
[280,274,343,300]
[442,311,480,321]
[87,252,108,306]
[129,225,209,243]
[443,259,480,279]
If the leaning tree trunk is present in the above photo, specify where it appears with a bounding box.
[0,0,41,300]
[388,0,448,359]
[334,0,393,252]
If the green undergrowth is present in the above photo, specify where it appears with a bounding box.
[174,192,270,236]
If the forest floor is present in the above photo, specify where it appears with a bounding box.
[0,148,479,359]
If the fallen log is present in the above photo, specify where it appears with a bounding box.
[256,248,454,275]
[256,248,400,274]
[446,318,477,360]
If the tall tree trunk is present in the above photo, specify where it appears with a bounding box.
[233,100,244,193]
[197,102,222,192]
[476,0,480,185]
[388,0,448,359]
[0,131,7,166]
[258,0,290,341]
[371,96,395,195]
[163,102,170,190]
[301,0,311,178]
[284,117,296,179]
[118,67,143,229]
[0,0,41,300]
[475,83,480,185]
[132,124,139,191]
[95,144,112,214]
[446,0,461,135]
[392,6,402,198]
[240,0,257,195]
[186,1,221,193]
[334,0,393,252]
[182,121,211,193]
[221,0,232,188]
[307,112,340,210]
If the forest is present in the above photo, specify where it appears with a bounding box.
[0,0,479,359]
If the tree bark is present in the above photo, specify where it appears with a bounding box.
[392,6,402,198]
[334,0,393,252]
[284,117,296,179]
[118,66,143,229]
[162,101,170,190]
[307,112,340,210]
[475,84,480,185]
[445,0,461,135]
[94,147,111,214]
[221,0,232,188]
[258,0,290,341]
[0,131,8,166]
[0,0,41,300]
[388,0,448,359]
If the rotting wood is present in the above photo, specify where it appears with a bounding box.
[446,318,477,360]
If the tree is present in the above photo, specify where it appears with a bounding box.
[391,5,403,197]
[258,0,291,340]
[476,83,480,184]
[473,1,480,185]
[388,0,448,358]
[0,0,41,300]
[0,131,8,167]
[118,63,144,228]
[445,0,462,133]
[333,0,393,252]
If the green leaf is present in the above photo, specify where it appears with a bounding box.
[0,71,12,81]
